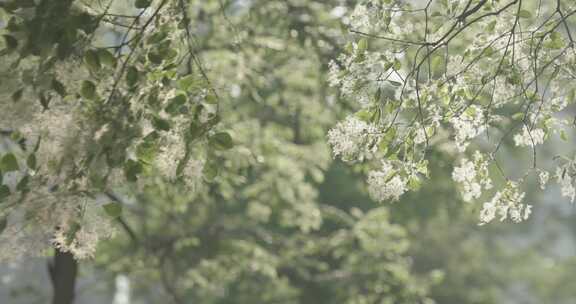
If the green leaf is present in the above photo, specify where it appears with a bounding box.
[0,185,10,202]
[209,132,234,150]
[357,38,368,52]
[124,159,143,182]
[152,116,171,131]
[27,154,37,170]
[202,161,219,182]
[165,94,187,115]
[560,130,568,141]
[188,121,204,141]
[81,80,97,99]
[84,50,101,70]
[177,75,196,91]
[52,79,66,97]
[147,31,168,44]
[103,202,123,218]
[205,93,218,104]
[39,93,51,110]
[11,88,23,102]
[135,0,151,9]
[544,32,565,49]
[16,175,29,192]
[0,218,7,234]
[408,176,421,191]
[518,10,532,18]
[97,49,117,67]
[3,34,17,50]
[0,153,19,172]
[147,51,163,64]
[126,66,139,87]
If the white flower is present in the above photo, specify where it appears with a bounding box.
[538,170,550,190]
[479,202,497,223]
[414,127,427,145]
[556,167,575,203]
[452,152,492,202]
[514,126,545,147]
[478,181,531,225]
[327,116,381,162]
[367,161,408,202]
[449,106,486,152]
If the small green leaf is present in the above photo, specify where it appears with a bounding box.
[147,31,168,44]
[81,80,97,99]
[135,0,151,9]
[205,93,218,104]
[126,66,139,87]
[3,35,17,50]
[408,177,421,191]
[152,116,171,131]
[0,153,19,172]
[511,112,524,121]
[165,94,187,115]
[97,49,117,67]
[518,10,532,18]
[52,79,66,97]
[177,75,196,91]
[0,218,7,233]
[147,52,163,64]
[16,175,29,192]
[103,202,123,218]
[202,161,219,182]
[39,93,51,110]
[11,88,23,102]
[209,132,234,150]
[124,159,143,182]
[544,32,565,49]
[357,38,368,52]
[84,50,101,70]
[0,185,10,202]
[27,154,37,170]
[560,130,568,141]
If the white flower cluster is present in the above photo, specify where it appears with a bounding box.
[367,159,427,203]
[52,200,116,259]
[555,166,575,203]
[327,116,381,162]
[452,152,493,202]
[367,170,407,202]
[0,188,115,261]
[329,0,576,224]
[538,170,550,190]
[479,182,532,225]
[514,126,545,147]
[449,106,486,152]
[347,0,393,32]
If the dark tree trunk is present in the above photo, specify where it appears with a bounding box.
[48,249,78,304]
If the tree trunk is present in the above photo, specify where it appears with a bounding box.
[48,249,78,304]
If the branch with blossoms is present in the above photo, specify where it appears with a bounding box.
[328,0,576,225]
[0,0,232,262]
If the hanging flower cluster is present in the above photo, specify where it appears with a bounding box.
[0,0,233,260]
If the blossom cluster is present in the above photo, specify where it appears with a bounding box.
[479,182,532,225]
[328,0,576,224]
[452,152,493,203]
